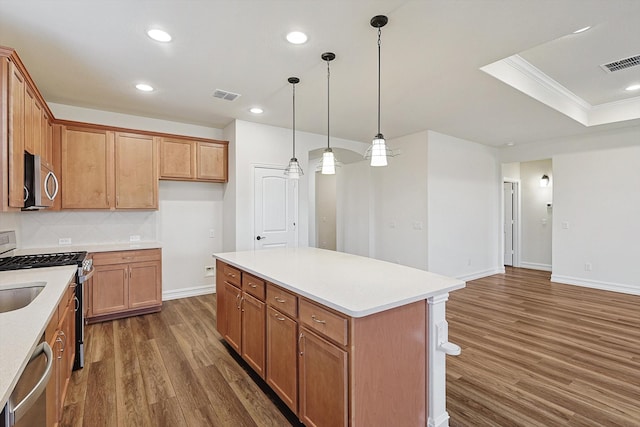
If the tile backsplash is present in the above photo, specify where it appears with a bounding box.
[18,210,158,248]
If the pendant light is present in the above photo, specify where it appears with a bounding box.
[318,52,339,175]
[364,15,396,167]
[284,77,303,179]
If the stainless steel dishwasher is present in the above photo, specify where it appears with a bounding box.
[1,338,53,427]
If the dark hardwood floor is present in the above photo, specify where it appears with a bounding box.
[61,267,640,426]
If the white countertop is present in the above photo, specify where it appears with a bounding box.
[214,247,465,318]
[0,265,77,409]
[15,241,162,256]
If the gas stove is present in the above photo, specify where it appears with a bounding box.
[0,251,87,271]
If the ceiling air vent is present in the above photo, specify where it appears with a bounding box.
[213,89,241,101]
[600,54,640,73]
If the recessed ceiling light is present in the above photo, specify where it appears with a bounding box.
[505,142,515,147]
[249,107,264,114]
[572,26,591,34]
[625,84,640,91]
[286,31,308,45]
[147,29,172,42]
[136,83,154,92]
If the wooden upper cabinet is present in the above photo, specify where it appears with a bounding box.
[159,137,228,182]
[159,137,195,179]
[197,141,227,181]
[7,59,25,208]
[61,126,114,209]
[114,132,158,209]
[42,112,54,168]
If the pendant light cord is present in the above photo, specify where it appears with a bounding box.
[292,81,296,157]
[326,59,331,149]
[377,26,382,136]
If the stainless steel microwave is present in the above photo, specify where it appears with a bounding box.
[23,152,58,210]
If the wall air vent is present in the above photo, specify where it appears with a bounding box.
[600,54,640,73]
[213,89,241,101]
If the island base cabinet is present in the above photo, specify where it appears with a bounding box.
[222,281,242,353]
[266,307,298,413]
[241,292,266,377]
[298,327,348,427]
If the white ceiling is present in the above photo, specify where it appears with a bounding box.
[1,0,639,148]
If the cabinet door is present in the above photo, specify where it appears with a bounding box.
[61,127,114,209]
[159,137,195,179]
[91,264,128,315]
[128,260,161,309]
[241,292,266,377]
[115,132,157,209]
[197,142,227,181]
[266,306,298,412]
[298,327,348,427]
[223,281,242,353]
[8,60,25,208]
[24,85,39,155]
[42,113,54,168]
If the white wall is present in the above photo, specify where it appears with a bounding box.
[315,172,336,250]
[227,120,367,252]
[336,160,371,257]
[158,181,224,298]
[427,131,501,280]
[371,132,429,270]
[552,146,640,294]
[520,159,553,270]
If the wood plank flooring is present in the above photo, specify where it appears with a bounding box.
[61,268,640,426]
[447,267,640,427]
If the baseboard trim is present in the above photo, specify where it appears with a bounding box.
[520,262,552,272]
[458,268,504,282]
[163,284,216,301]
[551,275,640,296]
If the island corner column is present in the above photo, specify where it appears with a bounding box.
[426,292,461,427]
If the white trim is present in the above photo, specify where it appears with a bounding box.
[162,284,215,301]
[520,262,552,272]
[458,267,504,282]
[551,275,640,296]
[481,55,640,127]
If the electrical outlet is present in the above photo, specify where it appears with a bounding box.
[205,265,215,277]
[209,229,215,238]
[585,263,592,272]
[59,238,72,245]
[129,235,141,242]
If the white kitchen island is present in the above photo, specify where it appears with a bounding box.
[214,247,465,427]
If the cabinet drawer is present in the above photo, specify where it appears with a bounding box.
[222,263,242,287]
[266,283,297,318]
[242,273,266,301]
[299,299,348,346]
[92,249,161,265]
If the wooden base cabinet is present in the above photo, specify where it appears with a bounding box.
[216,260,430,427]
[87,248,162,323]
[298,327,348,427]
[46,277,76,427]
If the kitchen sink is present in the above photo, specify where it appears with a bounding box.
[0,282,46,313]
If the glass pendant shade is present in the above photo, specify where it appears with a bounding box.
[369,134,388,167]
[321,149,336,175]
[285,157,303,179]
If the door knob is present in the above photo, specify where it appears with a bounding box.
[256,236,267,241]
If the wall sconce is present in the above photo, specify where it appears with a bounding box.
[540,174,550,187]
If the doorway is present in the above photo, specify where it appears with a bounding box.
[253,166,298,249]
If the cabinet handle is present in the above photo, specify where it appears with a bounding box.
[311,315,326,324]
[273,313,285,321]
[228,273,236,278]
[298,332,305,356]
[235,293,241,309]
[274,296,286,303]
[240,296,245,312]
[55,337,64,359]
[249,283,257,288]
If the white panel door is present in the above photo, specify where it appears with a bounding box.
[254,167,298,249]
[504,182,514,266]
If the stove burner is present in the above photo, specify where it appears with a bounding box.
[0,251,87,271]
